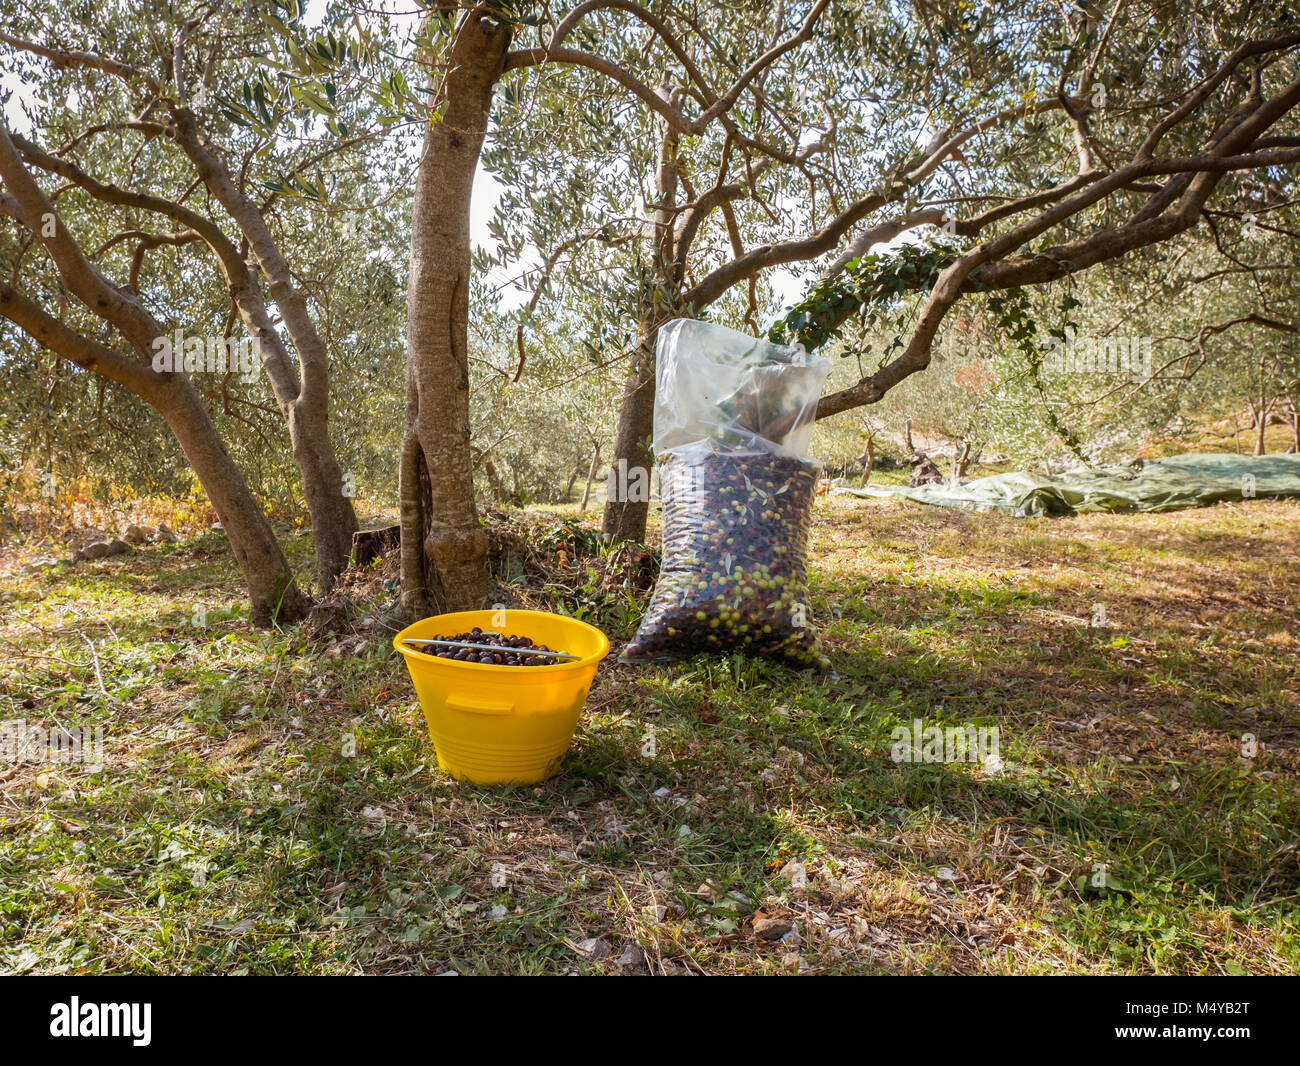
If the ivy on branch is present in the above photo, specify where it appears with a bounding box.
[766,240,962,352]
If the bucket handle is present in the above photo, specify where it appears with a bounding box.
[446,693,515,716]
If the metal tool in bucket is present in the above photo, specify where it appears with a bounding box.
[402,636,580,662]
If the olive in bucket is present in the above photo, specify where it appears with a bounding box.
[394,609,609,785]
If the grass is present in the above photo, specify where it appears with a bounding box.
[0,495,1296,974]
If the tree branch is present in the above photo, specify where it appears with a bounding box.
[0,279,157,394]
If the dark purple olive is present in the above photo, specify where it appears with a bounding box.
[623,451,824,668]
[424,630,565,667]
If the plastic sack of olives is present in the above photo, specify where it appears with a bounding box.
[622,319,832,667]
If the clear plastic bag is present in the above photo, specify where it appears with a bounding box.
[652,318,829,457]
[622,319,831,667]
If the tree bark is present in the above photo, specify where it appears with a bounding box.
[952,438,972,482]
[399,13,509,618]
[859,433,875,487]
[154,376,311,624]
[579,440,601,512]
[170,110,359,593]
[10,120,360,594]
[0,121,307,625]
[601,327,658,540]
[602,100,678,543]
[482,456,508,504]
[352,523,401,568]
[0,281,308,624]
[1252,353,1263,457]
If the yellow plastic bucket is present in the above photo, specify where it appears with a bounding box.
[394,609,610,785]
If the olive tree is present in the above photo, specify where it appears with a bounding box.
[0,2,384,614]
[767,1,1300,436]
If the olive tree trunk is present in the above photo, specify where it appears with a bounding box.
[601,101,679,544]
[0,118,308,626]
[0,281,308,624]
[155,376,311,624]
[398,14,510,618]
[601,325,658,541]
[172,111,359,592]
[579,440,601,512]
[859,433,876,487]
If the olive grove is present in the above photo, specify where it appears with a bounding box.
[3,0,1298,621]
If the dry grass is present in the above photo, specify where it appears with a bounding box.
[0,496,1296,974]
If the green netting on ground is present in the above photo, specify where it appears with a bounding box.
[830,453,1300,517]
